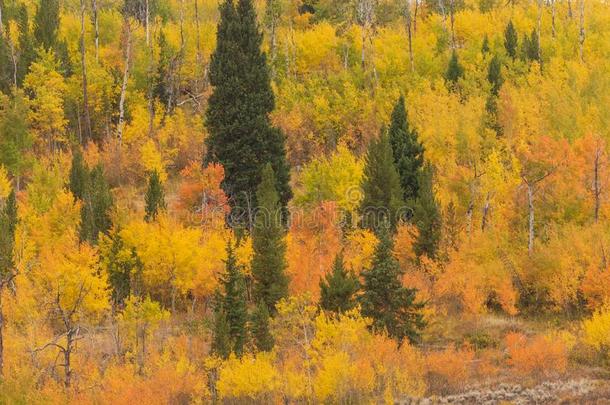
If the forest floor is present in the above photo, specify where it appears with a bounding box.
[399,378,610,404]
[410,313,610,404]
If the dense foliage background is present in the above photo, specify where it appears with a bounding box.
[0,0,610,402]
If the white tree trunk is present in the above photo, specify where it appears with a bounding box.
[117,21,132,146]
[92,0,99,63]
[527,183,535,255]
[579,0,585,61]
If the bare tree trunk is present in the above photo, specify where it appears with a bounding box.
[63,329,76,388]
[449,0,456,49]
[413,0,418,34]
[147,31,155,137]
[404,0,414,71]
[80,0,93,144]
[551,0,556,38]
[0,292,4,377]
[361,23,366,69]
[145,0,150,46]
[579,0,585,62]
[117,20,132,146]
[537,0,542,63]
[527,183,535,255]
[0,2,3,33]
[481,193,491,231]
[594,144,601,223]
[568,0,573,19]
[92,0,99,63]
[438,0,446,27]
[466,200,473,237]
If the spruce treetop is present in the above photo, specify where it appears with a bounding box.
[388,96,424,204]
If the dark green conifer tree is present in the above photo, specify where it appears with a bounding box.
[522,29,540,63]
[388,96,424,203]
[33,0,59,51]
[487,54,503,96]
[504,20,518,59]
[219,240,248,356]
[360,130,404,233]
[358,223,425,344]
[412,164,442,259]
[481,34,490,54]
[0,92,32,188]
[205,0,291,227]
[102,230,143,308]
[80,165,113,245]
[16,5,35,86]
[153,29,177,116]
[144,170,166,222]
[251,301,274,352]
[251,163,288,314]
[69,150,89,201]
[0,31,12,94]
[319,253,360,314]
[211,293,231,359]
[445,50,464,88]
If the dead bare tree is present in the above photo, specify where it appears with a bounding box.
[32,284,90,388]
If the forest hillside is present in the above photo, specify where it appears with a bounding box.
[0,0,610,403]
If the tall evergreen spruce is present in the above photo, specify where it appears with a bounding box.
[219,240,248,357]
[144,170,166,222]
[69,150,89,201]
[33,0,60,51]
[487,54,504,96]
[104,230,143,308]
[319,253,359,314]
[412,164,442,259]
[359,223,425,344]
[80,165,113,245]
[153,29,176,115]
[211,292,231,359]
[360,130,404,233]
[205,0,291,228]
[388,96,424,203]
[251,300,274,352]
[17,5,35,86]
[445,51,464,88]
[251,163,288,314]
[522,29,540,63]
[0,30,12,94]
[504,20,518,59]
[0,92,33,187]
